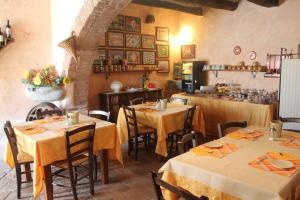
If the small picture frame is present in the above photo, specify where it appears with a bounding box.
[96,48,107,59]
[156,27,169,42]
[126,50,141,65]
[125,33,141,48]
[98,33,106,47]
[142,35,155,49]
[157,60,169,73]
[107,31,124,48]
[142,51,156,65]
[107,49,124,64]
[181,45,196,59]
[108,15,125,31]
[125,16,141,33]
[157,44,169,58]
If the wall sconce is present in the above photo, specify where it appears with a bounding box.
[145,15,155,24]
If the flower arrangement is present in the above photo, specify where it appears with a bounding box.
[22,65,71,89]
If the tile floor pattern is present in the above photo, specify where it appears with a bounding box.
[0,148,164,200]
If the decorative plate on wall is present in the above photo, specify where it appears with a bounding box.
[249,51,257,60]
[233,46,241,55]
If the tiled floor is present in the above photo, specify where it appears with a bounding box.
[0,146,165,200]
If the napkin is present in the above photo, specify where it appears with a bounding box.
[135,107,158,112]
[280,136,300,150]
[16,126,47,135]
[191,143,238,158]
[227,130,264,141]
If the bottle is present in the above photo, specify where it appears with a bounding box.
[0,28,4,47]
[5,20,12,40]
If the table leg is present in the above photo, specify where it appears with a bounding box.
[99,149,108,184]
[43,164,53,200]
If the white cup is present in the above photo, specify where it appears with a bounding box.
[66,111,79,125]
[160,99,168,109]
[269,120,283,140]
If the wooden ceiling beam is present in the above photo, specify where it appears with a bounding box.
[132,0,203,16]
[247,0,280,7]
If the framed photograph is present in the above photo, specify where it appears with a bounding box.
[96,48,107,59]
[126,50,141,64]
[108,15,125,31]
[181,45,196,59]
[157,44,169,58]
[107,31,124,47]
[125,33,141,48]
[156,27,169,42]
[125,16,141,33]
[107,49,124,64]
[142,51,156,65]
[142,35,155,49]
[157,60,169,73]
[98,33,106,47]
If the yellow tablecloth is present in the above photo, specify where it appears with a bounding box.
[172,93,277,136]
[159,126,300,200]
[117,103,205,157]
[4,115,123,200]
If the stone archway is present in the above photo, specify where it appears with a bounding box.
[64,0,131,108]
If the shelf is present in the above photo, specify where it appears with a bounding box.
[94,69,159,74]
[203,69,267,73]
[0,38,14,51]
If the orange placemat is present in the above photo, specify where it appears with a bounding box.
[227,130,264,141]
[33,116,65,124]
[280,136,300,150]
[135,107,158,112]
[143,102,157,106]
[249,152,300,177]
[15,125,47,135]
[191,143,238,158]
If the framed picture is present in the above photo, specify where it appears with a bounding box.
[107,31,124,47]
[181,45,196,59]
[108,15,125,31]
[107,49,124,64]
[142,51,156,65]
[125,33,141,48]
[125,16,141,33]
[157,44,169,58]
[98,33,106,47]
[156,27,169,42]
[126,50,141,64]
[96,48,107,59]
[157,60,169,73]
[142,35,155,49]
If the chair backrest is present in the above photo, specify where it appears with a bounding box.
[184,106,196,133]
[217,121,247,138]
[150,172,208,200]
[178,132,202,154]
[123,106,138,137]
[26,102,61,121]
[3,121,20,166]
[37,109,63,119]
[170,97,188,105]
[65,123,96,169]
[130,97,144,106]
[88,110,110,121]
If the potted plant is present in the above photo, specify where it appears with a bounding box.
[22,65,71,101]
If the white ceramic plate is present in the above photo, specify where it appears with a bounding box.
[239,128,255,134]
[270,159,294,169]
[204,142,223,149]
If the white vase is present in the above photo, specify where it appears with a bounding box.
[26,86,66,101]
[110,81,123,93]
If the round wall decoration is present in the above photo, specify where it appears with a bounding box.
[233,46,241,55]
[249,51,257,60]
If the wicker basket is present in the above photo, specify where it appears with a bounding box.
[58,32,78,62]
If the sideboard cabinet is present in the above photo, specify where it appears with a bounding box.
[99,88,162,122]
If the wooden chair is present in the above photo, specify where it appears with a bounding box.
[52,123,96,200]
[169,97,188,105]
[4,121,33,199]
[123,106,156,160]
[177,132,204,154]
[36,109,63,119]
[150,172,209,200]
[280,117,300,132]
[88,110,110,121]
[168,106,196,154]
[217,121,247,138]
[130,97,145,105]
[26,102,60,121]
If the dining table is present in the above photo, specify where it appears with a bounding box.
[117,102,206,157]
[4,115,123,200]
[159,126,300,200]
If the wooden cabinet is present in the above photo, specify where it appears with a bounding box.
[99,89,162,122]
